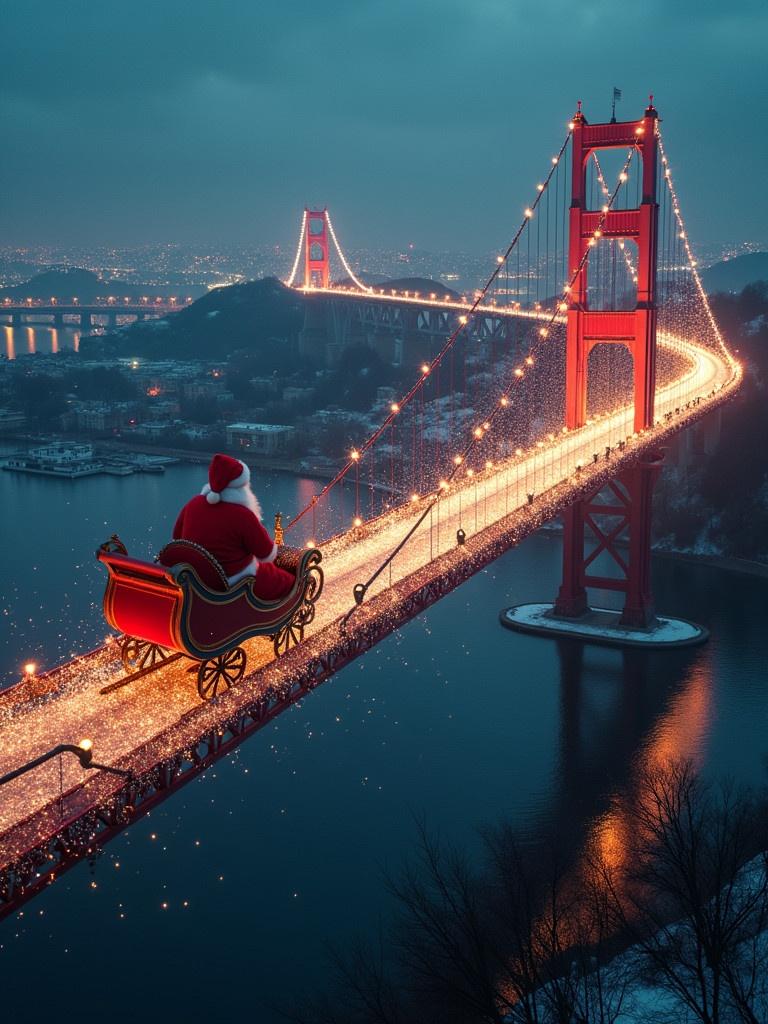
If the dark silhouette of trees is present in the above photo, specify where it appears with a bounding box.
[282,763,768,1024]
[596,760,768,1024]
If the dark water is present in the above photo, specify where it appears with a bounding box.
[3,324,83,359]
[1,460,767,1022]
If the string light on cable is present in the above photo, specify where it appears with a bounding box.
[285,123,578,535]
[326,210,370,292]
[656,128,741,378]
[284,210,307,287]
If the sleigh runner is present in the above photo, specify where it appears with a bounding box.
[97,534,323,701]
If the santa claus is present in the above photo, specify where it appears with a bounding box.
[173,453,295,599]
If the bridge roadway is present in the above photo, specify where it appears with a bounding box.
[0,300,188,326]
[0,335,737,913]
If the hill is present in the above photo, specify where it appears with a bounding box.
[0,267,133,303]
[0,266,204,303]
[702,252,768,294]
[80,276,304,363]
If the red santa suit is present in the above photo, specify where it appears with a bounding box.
[173,453,294,600]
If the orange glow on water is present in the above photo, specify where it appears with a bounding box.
[584,660,713,882]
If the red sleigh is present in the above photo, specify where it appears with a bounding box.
[96,535,323,700]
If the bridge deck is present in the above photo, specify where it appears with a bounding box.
[0,336,736,911]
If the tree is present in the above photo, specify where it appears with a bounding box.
[595,760,768,1024]
[282,818,635,1024]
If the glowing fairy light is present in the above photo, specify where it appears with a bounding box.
[325,210,370,292]
[284,209,307,287]
[657,127,740,377]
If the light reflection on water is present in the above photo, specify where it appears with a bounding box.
[0,465,766,1022]
[3,324,82,358]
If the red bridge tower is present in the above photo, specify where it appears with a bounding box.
[304,209,330,289]
[554,100,661,628]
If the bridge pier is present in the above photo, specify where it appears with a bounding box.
[299,297,331,364]
[554,453,660,628]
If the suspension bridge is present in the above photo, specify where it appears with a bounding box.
[0,101,741,918]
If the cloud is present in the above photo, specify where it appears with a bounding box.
[1,0,766,248]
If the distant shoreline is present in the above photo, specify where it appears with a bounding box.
[3,437,766,580]
[654,549,768,580]
[533,522,768,580]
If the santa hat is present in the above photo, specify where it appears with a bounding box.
[202,453,250,505]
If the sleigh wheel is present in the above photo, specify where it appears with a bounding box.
[197,647,246,701]
[297,599,316,627]
[121,637,171,674]
[273,617,304,657]
[305,564,324,605]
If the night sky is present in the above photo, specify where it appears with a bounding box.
[3,0,766,252]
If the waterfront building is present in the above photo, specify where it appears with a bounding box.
[225,422,295,455]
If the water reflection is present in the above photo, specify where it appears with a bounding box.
[2,325,81,359]
[547,636,715,913]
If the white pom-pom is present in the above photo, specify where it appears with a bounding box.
[206,491,221,504]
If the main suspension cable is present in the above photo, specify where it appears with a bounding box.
[286,129,574,533]
[343,147,637,616]
[284,210,307,287]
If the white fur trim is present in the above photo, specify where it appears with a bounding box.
[259,541,278,564]
[200,480,261,517]
[226,557,258,587]
[229,461,250,489]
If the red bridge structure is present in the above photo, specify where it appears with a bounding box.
[556,100,661,628]
[0,101,741,919]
